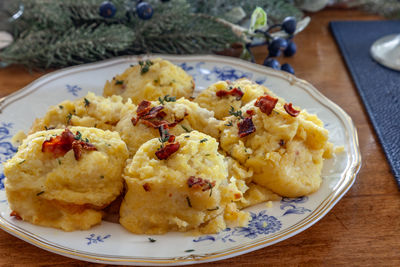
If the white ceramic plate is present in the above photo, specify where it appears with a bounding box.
[0,55,361,265]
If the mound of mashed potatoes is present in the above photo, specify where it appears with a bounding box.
[219,97,334,197]
[120,131,249,234]
[4,127,128,231]
[103,58,194,104]
[194,78,276,120]
[30,92,135,133]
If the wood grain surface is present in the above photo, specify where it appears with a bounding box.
[0,8,399,266]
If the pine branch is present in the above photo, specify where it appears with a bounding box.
[130,14,241,54]
[0,24,136,68]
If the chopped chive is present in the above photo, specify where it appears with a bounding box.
[148,237,156,243]
[186,196,192,208]
[84,98,90,107]
[225,121,233,127]
[57,159,61,165]
[100,175,104,179]
[59,105,63,109]
[200,138,208,143]
[115,80,124,85]
[206,207,219,211]
[36,191,45,196]
[66,113,72,124]
[180,125,191,133]
[18,160,25,165]
[184,249,195,253]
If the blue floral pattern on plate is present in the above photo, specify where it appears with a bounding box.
[86,234,111,245]
[280,196,311,216]
[0,122,18,190]
[66,84,82,96]
[179,62,266,85]
[193,211,282,243]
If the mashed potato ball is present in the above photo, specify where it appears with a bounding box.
[30,92,135,133]
[120,131,249,234]
[219,96,333,197]
[194,78,276,119]
[103,58,194,104]
[115,97,220,156]
[4,127,129,231]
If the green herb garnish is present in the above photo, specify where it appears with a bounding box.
[57,159,62,165]
[158,126,170,149]
[115,80,124,85]
[186,196,192,208]
[59,105,63,109]
[66,113,73,124]
[36,191,45,196]
[229,106,244,119]
[100,175,104,179]
[200,138,208,143]
[84,98,90,107]
[139,60,153,74]
[148,237,156,243]
[184,249,195,253]
[206,206,219,211]
[225,121,233,127]
[158,94,176,105]
[18,160,25,165]
[180,125,191,133]
[74,131,82,140]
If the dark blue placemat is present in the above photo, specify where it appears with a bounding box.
[330,21,400,187]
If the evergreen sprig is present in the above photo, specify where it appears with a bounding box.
[0,0,301,69]
[0,24,135,68]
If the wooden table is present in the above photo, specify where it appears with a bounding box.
[0,8,399,266]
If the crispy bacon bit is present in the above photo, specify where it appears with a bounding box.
[132,100,186,129]
[155,122,180,160]
[10,211,22,220]
[136,100,152,117]
[246,109,255,116]
[216,87,244,100]
[237,117,255,138]
[42,128,75,158]
[143,183,151,192]
[168,135,176,143]
[141,106,165,120]
[42,128,97,160]
[234,193,242,199]
[284,103,300,117]
[187,176,216,191]
[72,140,97,160]
[131,117,139,126]
[140,119,167,128]
[255,95,278,115]
[155,142,180,160]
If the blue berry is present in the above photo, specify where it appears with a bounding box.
[281,63,295,74]
[99,1,116,18]
[277,38,288,49]
[284,41,297,57]
[282,17,297,35]
[137,2,153,20]
[263,58,280,70]
[268,39,283,57]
